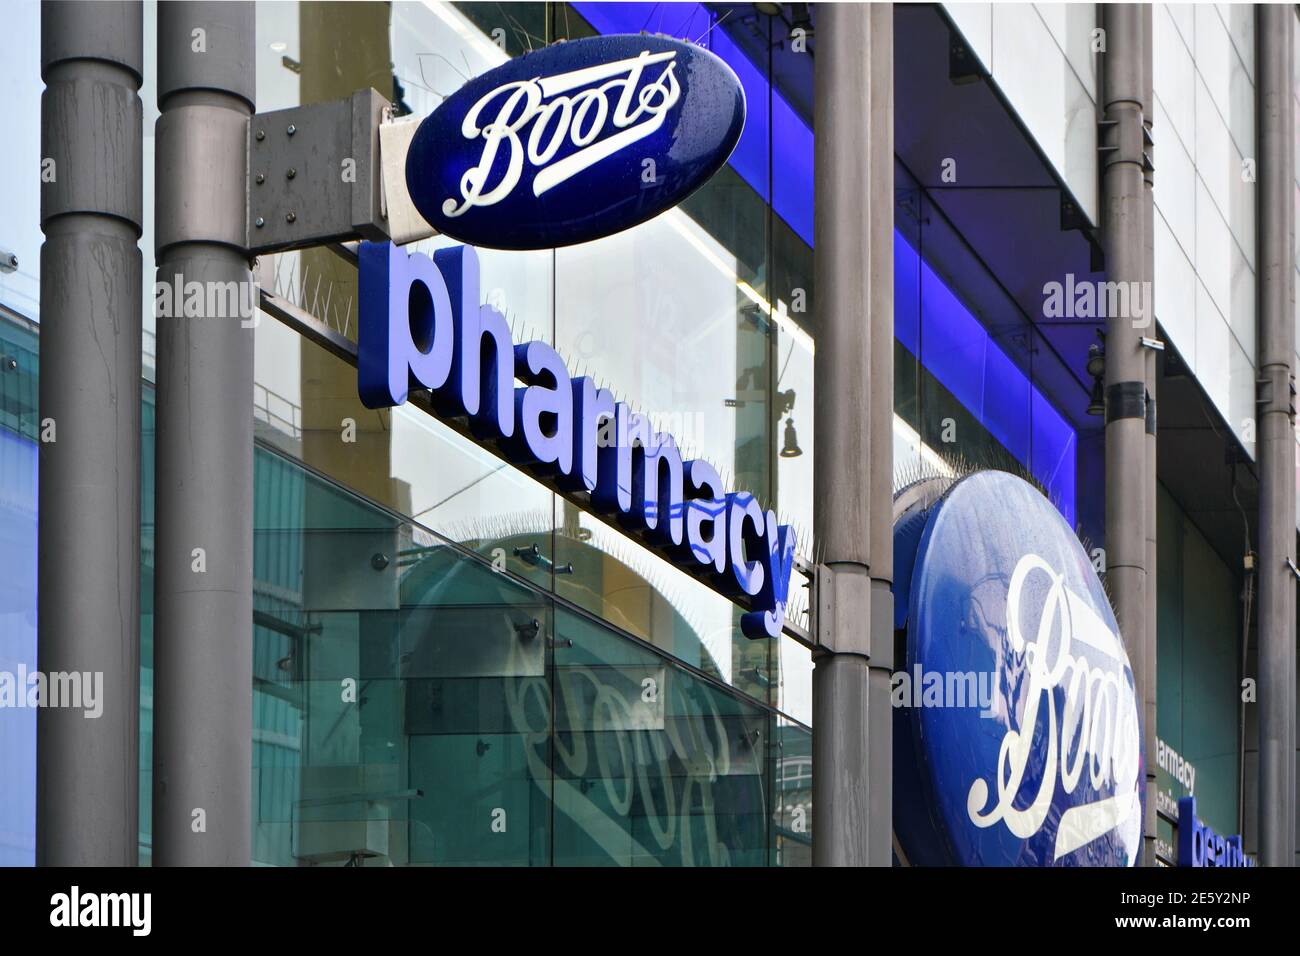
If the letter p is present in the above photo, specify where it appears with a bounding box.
[358,241,454,408]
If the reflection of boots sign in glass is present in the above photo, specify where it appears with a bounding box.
[404,34,746,250]
[357,240,795,639]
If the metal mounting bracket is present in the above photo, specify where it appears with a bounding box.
[248,89,391,254]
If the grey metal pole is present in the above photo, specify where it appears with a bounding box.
[1139,3,1159,868]
[152,0,255,866]
[1097,1,1149,868]
[1255,2,1296,868]
[812,1,893,867]
[863,1,895,869]
[1100,2,1150,865]
[37,0,143,867]
[1289,9,1299,870]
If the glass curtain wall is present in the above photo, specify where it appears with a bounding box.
[1,304,818,869]
[894,169,1084,530]
[244,0,817,865]
[251,1,816,728]
[240,438,803,867]
[251,0,1085,726]
[0,313,38,866]
[1153,483,1243,859]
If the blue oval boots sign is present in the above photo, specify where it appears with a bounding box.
[892,471,1143,866]
[405,34,746,249]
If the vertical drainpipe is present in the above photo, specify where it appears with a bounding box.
[37,0,143,866]
[1139,3,1159,867]
[1255,2,1296,868]
[812,1,893,867]
[152,1,255,866]
[1100,2,1149,866]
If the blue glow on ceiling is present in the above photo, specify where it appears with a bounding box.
[895,233,1077,525]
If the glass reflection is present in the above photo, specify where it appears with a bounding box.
[240,441,798,865]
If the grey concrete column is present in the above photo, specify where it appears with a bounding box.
[1139,3,1159,867]
[812,1,893,867]
[152,0,255,866]
[37,0,143,867]
[1100,3,1151,865]
[863,0,895,869]
[1255,2,1296,868]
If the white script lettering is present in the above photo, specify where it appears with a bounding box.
[443,50,682,217]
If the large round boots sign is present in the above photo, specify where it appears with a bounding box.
[892,470,1144,866]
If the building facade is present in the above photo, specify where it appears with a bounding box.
[0,0,1296,866]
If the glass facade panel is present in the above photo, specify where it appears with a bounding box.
[0,314,38,866]
[140,431,808,866]
[249,1,818,704]
[1155,485,1242,839]
[0,1,44,322]
[771,715,812,866]
[551,606,770,866]
[894,173,1082,529]
[399,553,554,867]
[1155,1,1258,455]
